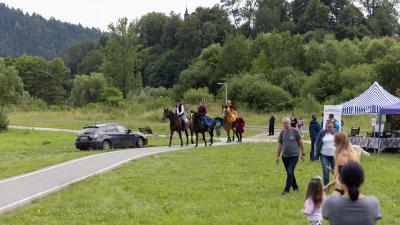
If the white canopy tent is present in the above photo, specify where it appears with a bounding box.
[340,82,400,115]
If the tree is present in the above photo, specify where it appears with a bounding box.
[367,2,398,36]
[70,73,106,107]
[62,40,98,75]
[254,0,293,34]
[102,18,142,98]
[176,6,234,62]
[79,49,105,75]
[137,12,170,48]
[13,55,66,105]
[0,58,23,129]
[375,46,400,94]
[297,0,330,33]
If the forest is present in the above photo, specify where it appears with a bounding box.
[1,0,400,128]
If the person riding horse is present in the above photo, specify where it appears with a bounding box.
[197,102,214,129]
[224,100,237,126]
[175,100,187,127]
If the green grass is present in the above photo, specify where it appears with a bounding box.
[1,143,398,224]
[0,129,102,179]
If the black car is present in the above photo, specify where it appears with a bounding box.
[75,124,148,150]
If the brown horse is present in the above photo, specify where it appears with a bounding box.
[191,111,214,147]
[222,106,236,143]
[163,108,193,147]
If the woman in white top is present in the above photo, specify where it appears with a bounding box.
[314,122,336,185]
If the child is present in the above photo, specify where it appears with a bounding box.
[301,176,324,225]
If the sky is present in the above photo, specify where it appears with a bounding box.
[1,0,221,31]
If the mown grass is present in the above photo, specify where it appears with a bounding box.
[0,129,102,179]
[0,129,182,179]
[1,143,398,225]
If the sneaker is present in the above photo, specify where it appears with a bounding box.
[281,191,289,196]
[293,188,299,192]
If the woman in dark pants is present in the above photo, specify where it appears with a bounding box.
[309,114,321,161]
[315,122,336,186]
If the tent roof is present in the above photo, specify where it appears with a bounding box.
[380,102,400,115]
[340,82,400,115]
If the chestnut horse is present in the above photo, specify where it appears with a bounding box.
[163,108,193,147]
[222,106,236,143]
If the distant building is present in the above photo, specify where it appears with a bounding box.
[184,6,189,20]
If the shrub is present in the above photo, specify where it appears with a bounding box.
[102,87,123,106]
[292,94,322,113]
[0,113,8,130]
[183,87,214,105]
[227,74,292,112]
[70,73,106,107]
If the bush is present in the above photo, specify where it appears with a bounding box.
[292,94,322,113]
[183,87,215,105]
[143,87,172,98]
[227,74,292,112]
[0,113,8,130]
[70,73,106,107]
[102,87,123,106]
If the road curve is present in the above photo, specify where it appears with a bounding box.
[0,142,230,214]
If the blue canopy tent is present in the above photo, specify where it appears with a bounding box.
[378,102,400,135]
[341,82,400,115]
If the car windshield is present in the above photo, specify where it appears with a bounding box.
[80,127,98,135]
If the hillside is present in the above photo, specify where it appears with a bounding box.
[0,3,102,58]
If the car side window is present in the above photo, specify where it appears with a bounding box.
[106,126,118,134]
[116,125,127,134]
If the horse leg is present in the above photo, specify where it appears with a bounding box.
[232,128,235,142]
[226,128,231,143]
[185,129,189,146]
[195,132,199,148]
[209,127,214,145]
[169,131,173,147]
[190,128,194,144]
[178,131,183,147]
[202,132,207,146]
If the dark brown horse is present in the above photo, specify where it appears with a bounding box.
[222,106,236,143]
[191,111,214,147]
[163,108,193,147]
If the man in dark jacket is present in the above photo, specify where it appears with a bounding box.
[309,114,321,161]
[269,114,275,136]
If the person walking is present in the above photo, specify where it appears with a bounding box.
[315,122,337,186]
[268,114,275,136]
[309,114,321,161]
[276,117,306,195]
[290,113,297,128]
[235,114,245,142]
[322,162,382,225]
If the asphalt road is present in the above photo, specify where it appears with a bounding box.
[0,141,234,214]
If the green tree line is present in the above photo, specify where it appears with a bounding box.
[1,0,400,129]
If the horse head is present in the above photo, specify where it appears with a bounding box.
[163,108,170,121]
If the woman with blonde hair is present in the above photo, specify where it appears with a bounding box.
[323,132,358,194]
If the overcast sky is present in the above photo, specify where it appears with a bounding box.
[1,0,221,31]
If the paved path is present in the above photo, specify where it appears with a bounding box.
[0,142,230,214]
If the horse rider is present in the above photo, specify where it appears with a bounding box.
[198,101,214,129]
[225,100,238,124]
[175,100,187,127]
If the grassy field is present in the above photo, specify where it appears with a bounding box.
[0,143,398,225]
[8,102,375,134]
[0,129,103,179]
[0,129,189,179]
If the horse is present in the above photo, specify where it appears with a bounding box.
[191,111,214,147]
[222,106,236,143]
[162,108,193,147]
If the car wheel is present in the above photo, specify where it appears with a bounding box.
[136,138,144,148]
[102,140,111,150]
